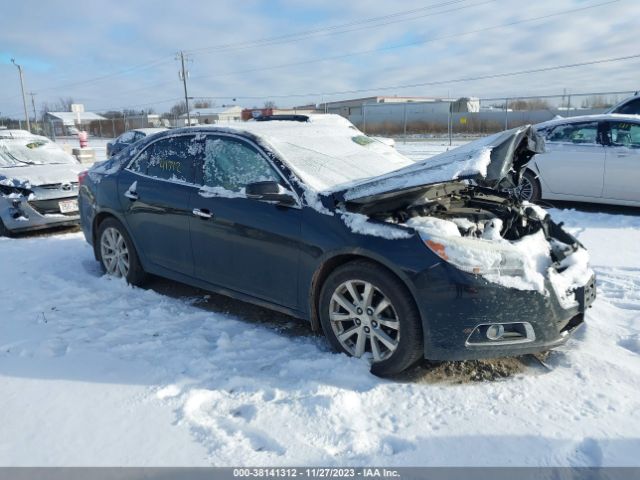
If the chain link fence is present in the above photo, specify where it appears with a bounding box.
[349,90,636,142]
[3,90,634,145]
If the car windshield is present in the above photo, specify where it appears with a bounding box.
[0,139,77,167]
[237,117,414,191]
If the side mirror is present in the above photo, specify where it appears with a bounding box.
[245,181,296,206]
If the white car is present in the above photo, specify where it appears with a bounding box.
[0,135,83,235]
[518,114,640,207]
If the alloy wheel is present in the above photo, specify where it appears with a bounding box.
[329,280,400,362]
[100,227,130,278]
[516,175,534,201]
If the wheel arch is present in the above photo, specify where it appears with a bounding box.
[308,251,421,334]
[92,210,137,261]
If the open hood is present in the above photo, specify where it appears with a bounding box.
[332,126,544,203]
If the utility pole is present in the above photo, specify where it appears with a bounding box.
[11,58,31,132]
[178,51,191,126]
[29,92,37,132]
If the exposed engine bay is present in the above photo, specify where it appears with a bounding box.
[344,181,581,266]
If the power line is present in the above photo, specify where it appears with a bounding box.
[192,53,640,101]
[0,1,477,103]
[81,0,616,102]
[185,0,477,55]
[33,57,175,94]
[189,0,619,83]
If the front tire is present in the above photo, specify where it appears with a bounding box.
[97,217,147,286]
[319,260,423,376]
[518,170,541,203]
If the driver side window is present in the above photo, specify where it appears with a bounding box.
[202,136,280,192]
[608,122,640,148]
[546,122,599,145]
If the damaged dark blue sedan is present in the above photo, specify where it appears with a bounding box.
[78,115,595,375]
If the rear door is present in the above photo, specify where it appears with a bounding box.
[602,120,640,202]
[536,121,605,198]
[188,133,302,308]
[119,134,201,275]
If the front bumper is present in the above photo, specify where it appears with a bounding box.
[413,262,595,361]
[1,194,79,233]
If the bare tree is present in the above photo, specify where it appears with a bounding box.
[193,99,213,109]
[264,100,277,109]
[55,97,75,112]
[510,99,551,111]
[169,101,188,117]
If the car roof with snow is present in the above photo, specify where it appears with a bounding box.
[132,127,167,135]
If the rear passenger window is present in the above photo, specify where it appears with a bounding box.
[202,136,280,192]
[547,122,599,144]
[130,135,198,183]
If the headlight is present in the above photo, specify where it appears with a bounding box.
[417,230,526,276]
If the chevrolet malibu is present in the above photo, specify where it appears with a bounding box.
[78,116,595,375]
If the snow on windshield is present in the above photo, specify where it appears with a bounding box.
[0,139,77,167]
[227,116,414,191]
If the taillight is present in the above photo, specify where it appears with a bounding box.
[78,171,88,184]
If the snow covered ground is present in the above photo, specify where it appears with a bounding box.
[1,141,639,466]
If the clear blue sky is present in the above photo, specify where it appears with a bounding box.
[0,0,638,116]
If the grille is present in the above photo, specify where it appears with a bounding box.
[38,182,79,191]
[28,197,76,216]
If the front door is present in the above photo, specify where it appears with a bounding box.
[537,121,605,198]
[188,134,302,309]
[120,134,200,275]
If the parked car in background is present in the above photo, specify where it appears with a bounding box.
[0,135,84,235]
[79,117,594,375]
[606,92,640,115]
[519,114,640,207]
[106,128,167,158]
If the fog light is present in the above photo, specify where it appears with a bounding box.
[485,324,505,341]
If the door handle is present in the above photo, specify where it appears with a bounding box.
[124,191,138,200]
[192,208,213,219]
[616,152,631,157]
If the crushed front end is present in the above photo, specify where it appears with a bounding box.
[345,182,595,360]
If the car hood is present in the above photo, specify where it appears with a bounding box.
[331,126,544,203]
[0,163,83,189]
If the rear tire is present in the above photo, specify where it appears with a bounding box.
[97,217,147,286]
[319,260,423,376]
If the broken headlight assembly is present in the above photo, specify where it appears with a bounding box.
[416,229,526,276]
